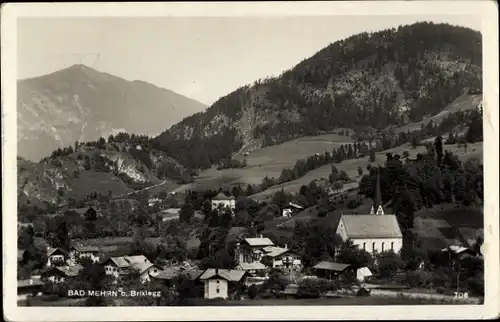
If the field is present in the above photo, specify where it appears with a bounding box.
[395,94,482,134]
[68,171,133,200]
[172,133,353,193]
[413,204,484,251]
[250,141,483,201]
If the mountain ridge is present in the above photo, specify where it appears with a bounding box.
[153,21,482,170]
[17,64,207,162]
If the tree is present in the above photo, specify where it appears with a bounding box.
[369,149,376,162]
[377,251,404,278]
[336,240,374,269]
[434,136,443,165]
[179,203,194,224]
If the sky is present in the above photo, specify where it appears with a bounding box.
[17,15,481,106]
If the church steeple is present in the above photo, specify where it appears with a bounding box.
[370,167,385,215]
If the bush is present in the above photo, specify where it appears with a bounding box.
[404,270,433,288]
[247,284,258,299]
[402,151,409,158]
[466,276,484,296]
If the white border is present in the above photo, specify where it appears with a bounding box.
[2,1,499,321]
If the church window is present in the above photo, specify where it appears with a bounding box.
[391,242,394,251]
[381,242,385,252]
[372,242,376,253]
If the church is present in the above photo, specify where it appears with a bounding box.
[335,168,403,254]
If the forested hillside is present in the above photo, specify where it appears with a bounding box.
[153,22,482,170]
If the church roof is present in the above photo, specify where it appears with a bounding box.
[341,214,403,239]
[212,192,235,201]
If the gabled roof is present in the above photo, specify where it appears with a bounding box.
[313,261,351,272]
[47,247,66,257]
[262,246,289,258]
[283,203,304,210]
[442,245,476,254]
[199,269,246,282]
[243,237,274,247]
[341,214,403,239]
[212,192,235,201]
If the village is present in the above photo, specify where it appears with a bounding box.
[17,162,485,306]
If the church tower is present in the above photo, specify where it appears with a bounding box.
[370,167,385,215]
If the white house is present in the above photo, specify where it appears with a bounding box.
[102,255,163,283]
[281,203,304,217]
[41,264,83,284]
[198,268,247,299]
[235,236,275,264]
[335,214,403,254]
[261,245,302,270]
[46,247,67,267]
[211,192,236,212]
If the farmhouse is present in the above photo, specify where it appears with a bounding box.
[281,202,304,217]
[41,264,83,284]
[211,192,236,212]
[69,245,101,264]
[102,255,163,282]
[261,245,302,270]
[46,247,67,267]
[312,261,352,280]
[198,268,247,299]
[235,236,275,264]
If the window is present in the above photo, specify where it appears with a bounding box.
[391,242,394,251]
[381,242,385,252]
[217,280,220,284]
[216,288,220,293]
[363,243,366,250]
[372,242,376,253]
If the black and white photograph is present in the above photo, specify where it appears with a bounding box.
[2,1,499,321]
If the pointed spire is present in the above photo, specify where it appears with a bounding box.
[373,167,384,215]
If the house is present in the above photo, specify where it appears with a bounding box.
[148,198,162,207]
[41,264,83,284]
[312,261,352,280]
[69,245,101,264]
[235,236,275,264]
[102,255,163,283]
[441,245,478,262]
[335,169,403,254]
[17,278,45,302]
[198,268,247,299]
[211,192,236,212]
[281,202,304,217]
[46,247,67,267]
[260,245,302,270]
[152,267,203,287]
[235,262,267,276]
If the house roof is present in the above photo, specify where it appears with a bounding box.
[125,255,157,274]
[262,246,289,258]
[47,247,66,257]
[56,264,84,277]
[212,192,235,201]
[243,237,274,247]
[283,203,304,210]
[442,245,475,254]
[313,261,351,272]
[71,245,100,253]
[237,262,267,270]
[155,267,203,280]
[356,267,373,278]
[341,214,403,239]
[199,269,246,282]
[162,208,181,215]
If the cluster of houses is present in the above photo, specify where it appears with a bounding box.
[18,174,484,303]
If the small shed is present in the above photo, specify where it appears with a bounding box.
[312,261,352,280]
